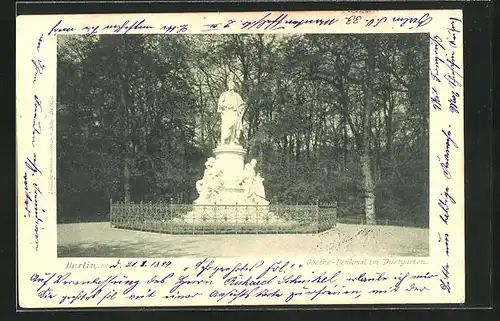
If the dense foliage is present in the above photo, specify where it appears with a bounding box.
[57,34,429,226]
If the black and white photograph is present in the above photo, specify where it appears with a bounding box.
[56,33,430,258]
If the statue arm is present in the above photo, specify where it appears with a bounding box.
[217,93,226,113]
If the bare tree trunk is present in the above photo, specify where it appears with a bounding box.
[362,39,377,225]
[118,51,132,203]
[360,153,376,224]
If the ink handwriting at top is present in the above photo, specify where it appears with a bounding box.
[430,33,462,89]
[240,13,338,31]
[430,35,445,83]
[438,186,456,225]
[444,17,461,116]
[392,12,432,29]
[443,49,462,89]
[47,20,76,36]
[160,24,188,34]
[201,19,235,32]
[102,19,154,34]
[437,128,459,179]
[37,34,43,51]
[32,59,44,84]
[82,25,99,35]
[364,17,387,28]
[447,17,462,49]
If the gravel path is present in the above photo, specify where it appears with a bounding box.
[57,222,428,258]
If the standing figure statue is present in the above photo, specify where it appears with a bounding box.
[218,79,245,145]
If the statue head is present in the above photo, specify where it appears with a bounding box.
[250,159,257,168]
[205,157,216,168]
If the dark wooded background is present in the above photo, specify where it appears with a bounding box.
[57,34,428,226]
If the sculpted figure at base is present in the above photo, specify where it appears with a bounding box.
[218,79,245,146]
[240,159,269,205]
[194,157,224,205]
[248,173,269,205]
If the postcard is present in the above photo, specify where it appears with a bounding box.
[16,9,464,308]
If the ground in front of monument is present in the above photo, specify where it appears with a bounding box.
[57,222,428,258]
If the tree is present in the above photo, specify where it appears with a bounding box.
[57,33,429,227]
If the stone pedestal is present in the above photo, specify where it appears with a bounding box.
[213,144,247,204]
[213,144,246,184]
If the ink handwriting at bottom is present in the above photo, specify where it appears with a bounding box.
[437,128,459,179]
[29,267,441,305]
[439,263,451,293]
[285,285,362,302]
[58,289,118,305]
[210,286,282,304]
[405,283,430,292]
[169,275,213,293]
[31,272,141,305]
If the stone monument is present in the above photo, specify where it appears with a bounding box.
[177,79,286,225]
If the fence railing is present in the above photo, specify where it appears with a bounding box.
[110,200,338,234]
[336,216,428,228]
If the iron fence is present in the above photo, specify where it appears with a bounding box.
[110,199,338,234]
[336,215,428,228]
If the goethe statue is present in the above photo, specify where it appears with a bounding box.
[218,79,245,145]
